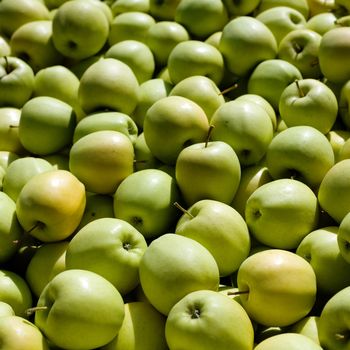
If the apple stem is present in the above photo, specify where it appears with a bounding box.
[227,290,249,296]
[4,56,10,74]
[27,221,44,234]
[295,80,305,97]
[133,159,148,164]
[219,83,238,96]
[25,306,48,317]
[173,202,194,219]
[8,125,18,128]
[205,125,215,148]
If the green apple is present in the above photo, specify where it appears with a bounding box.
[73,111,138,145]
[10,20,64,73]
[234,93,277,130]
[174,0,229,39]
[205,30,222,48]
[0,107,25,154]
[245,178,319,249]
[255,0,310,19]
[237,249,317,327]
[65,217,147,295]
[305,12,338,35]
[318,286,350,349]
[69,130,134,195]
[131,78,173,129]
[16,169,86,242]
[318,159,350,223]
[278,29,322,79]
[146,20,190,67]
[149,0,181,20]
[105,40,155,84]
[289,315,320,345]
[34,269,125,350]
[18,96,76,156]
[52,0,109,60]
[255,6,307,45]
[319,26,350,84]
[33,65,84,122]
[175,199,251,277]
[44,0,69,10]
[139,233,220,315]
[327,129,350,162]
[0,56,35,108]
[0,192,22,264]
[133,132,162,171]
[0,315,49,350]
[338,79,350,129]
[0,151,19,170]
[247,58,303,110]
[210,99,274,166]
[219,16,278,77]
[108,11,156,46]
[165,290,254,350]
[0,35,10,57]
[101,301,167,350]
[142,95,209,165]
[25,241,68,298]
[266,126,335,189]
[337,211,350,263]
[307,0,336,16]
[78,58,139,116]
[169,75,225,121]
[2,156,54,201]
[254,333,323,350]
[0,301,14,318]
[175,140,241,206]
[338,137,350,161]
[111,0,150,15]
[279,79,338,134]
[231,164,273,217]
[222,0,261,16]
[42,152,69,171]
[113,168,181,240]
[167,40,225,86]
[297,226,350,295]
[0,269,32,318]
[0,0,50,39]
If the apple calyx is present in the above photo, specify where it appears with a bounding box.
[295,80,305,97]
[205,125,215,148]
[25,305,48,317]
[190,307,201,319]
[123,242,132,251]
[174,201,194,219]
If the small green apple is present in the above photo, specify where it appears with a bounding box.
[223,0,261,16]
[111,0,150,15]
[305,12,338,35]
[289,315,320,345]
[148,0,181,20]
[0,301,14,318]
[255,0,310,19]
[326,129,350,162]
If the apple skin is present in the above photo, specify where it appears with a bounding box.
[223,0,261,16]
[139,233,220,315]
[16,169,86,243]
[165,290,255,350]
[279,79,338,134]
[289,315,320,345]
[143,96,209,165]
[305,12,338,35]
[169,75,225,121]
[247,58,303,110]
[167,40,225,86]
[254,333,323,350]
[0,107,26,154]
[0,56,35,108]
[237,249,317,327]
[175,141,241,206]
[69,130,134,195]
[100,301,167,350]
[318,159,350,223]
[34,269,125,350]
[25,241,68,298]
[18,96,76,156]
[245,178,319,249]
[148,0,181,20]
[318,286,350,350]
[319,26,350,84]
[337,211,350,264]
[278,29,322,79]
[111,0,150,15]
[210,99,274,166]
[296,226,350,295]
[78,58,140,116]
[113,169,182,240]
[0,192,22,264]
[0,269,32,318]
[327,129,350,163]
[307,0,336,16]
[0,315,49,350]
[0,301,15,318]
[266,125,335,190]
[255,0,310,19]
[52,0,109,60]
[73,111,138,145]
[0,35,10,56]
[175,199,251,277]
[219,16,278,77]
[146,20,190,67]
[174,0,229,39]
[0,0,50,39]
[105,40,155,84]
[338,79,350,129]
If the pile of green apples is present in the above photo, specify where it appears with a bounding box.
[3,0,350,349]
